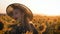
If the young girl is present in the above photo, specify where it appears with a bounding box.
[5,3,38,34]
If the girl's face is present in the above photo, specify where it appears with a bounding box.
[12,9,22,20]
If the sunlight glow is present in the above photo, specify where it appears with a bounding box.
[0,0,60,16]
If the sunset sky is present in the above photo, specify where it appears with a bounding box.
[0,0,60,16]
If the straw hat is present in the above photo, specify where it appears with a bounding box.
[6,3,33,21]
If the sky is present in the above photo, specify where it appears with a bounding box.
[0,0,60,16]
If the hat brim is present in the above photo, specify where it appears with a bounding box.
[6,3,33,21]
